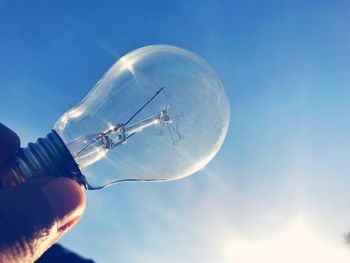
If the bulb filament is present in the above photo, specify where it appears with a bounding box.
[70,88,183,168]
[96,110,172,149]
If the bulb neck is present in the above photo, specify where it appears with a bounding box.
[0,130,86,189]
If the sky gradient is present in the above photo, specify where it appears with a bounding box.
[1,0,350,262]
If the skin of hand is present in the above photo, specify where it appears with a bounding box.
[0,123,86,263]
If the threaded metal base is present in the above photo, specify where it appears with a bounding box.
[0,130,86,189]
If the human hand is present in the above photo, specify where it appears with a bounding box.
[0,123,86,263]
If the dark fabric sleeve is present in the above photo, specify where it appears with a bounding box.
[36,244,95,263]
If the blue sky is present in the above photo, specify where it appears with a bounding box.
[1,0,350,262]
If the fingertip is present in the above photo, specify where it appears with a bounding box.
[0,177,86,262]
[41,178,86,230]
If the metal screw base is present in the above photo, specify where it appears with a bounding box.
[0,130,86,189]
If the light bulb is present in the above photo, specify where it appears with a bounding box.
[0,45,230,190]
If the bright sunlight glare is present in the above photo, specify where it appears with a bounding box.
[219,216,350,263]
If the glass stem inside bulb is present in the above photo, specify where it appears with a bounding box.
[69,110,171,168]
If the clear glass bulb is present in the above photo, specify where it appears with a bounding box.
[52,45,230,189]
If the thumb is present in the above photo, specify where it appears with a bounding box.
[0,177,85,263]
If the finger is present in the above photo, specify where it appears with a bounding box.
[0,123,20,165]
[0,177,86,262]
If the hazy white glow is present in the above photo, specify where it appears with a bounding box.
[218,216,350,263]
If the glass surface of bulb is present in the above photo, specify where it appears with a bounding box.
[54,45,230,189]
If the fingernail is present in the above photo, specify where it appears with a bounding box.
[41,178,86,229]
